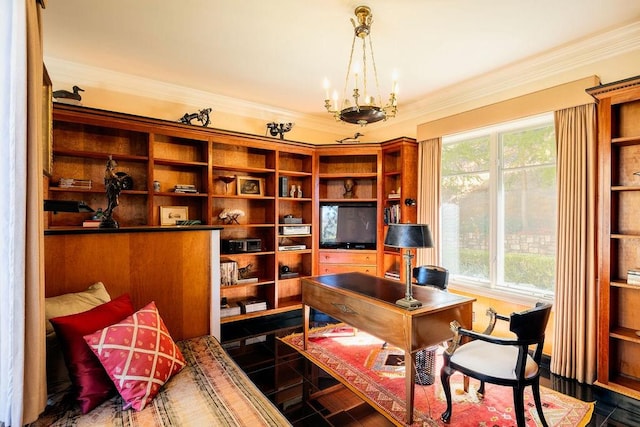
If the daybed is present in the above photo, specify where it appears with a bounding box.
[31,284,291,427]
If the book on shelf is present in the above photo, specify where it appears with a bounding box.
[82,219,101,228]
[238,299,267,314]
[388,192,401,199]
[173,184,198,193]
[220,258,238,286]
[220,305,241,318]
[627,268,640,284]
[59,178,92,189]
[236,277,259,284]
[384,270,400,280]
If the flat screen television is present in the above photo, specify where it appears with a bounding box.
[319,202,377,249]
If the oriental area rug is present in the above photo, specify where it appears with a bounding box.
[280,325,594,427]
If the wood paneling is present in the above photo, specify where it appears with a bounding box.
[45,229,213,341]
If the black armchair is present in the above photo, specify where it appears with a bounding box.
[440,302,552,427]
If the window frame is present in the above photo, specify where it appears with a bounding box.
[440,113,556,302]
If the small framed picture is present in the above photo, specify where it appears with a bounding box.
[160,206,189,225]
[236,176,264,196]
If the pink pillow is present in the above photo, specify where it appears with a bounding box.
[83,301,186,411]
[50,294,135,413]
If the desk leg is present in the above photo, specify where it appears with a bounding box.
[303,304,310,351]
[406,349,415,424]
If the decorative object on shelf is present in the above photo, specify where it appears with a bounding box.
[336,132,364,144]
[218,175,236,194]
[179,107,212,127]
[115,172,133,190]
[220,258,238,286]
[43,199,94,213]
[384,224,434,309]
[100,155,123,228]
[404,198,416,206]
[53,85,84,103]
[297,185,302,198]
[323,6,398,126]
[266,122,293,140]
[159,205,189,226]
[153,180,161,192]
[290,184,296,198]
[218,208,245,224]
[236,176,264,196]
[343,178,355,198]
[236,263,259,284]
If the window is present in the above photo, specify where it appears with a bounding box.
[441,113,556,298]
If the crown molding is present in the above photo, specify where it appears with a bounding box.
[400,20,640,121]
[44,21,640,136]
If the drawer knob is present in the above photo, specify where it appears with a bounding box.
[332,303,358,315]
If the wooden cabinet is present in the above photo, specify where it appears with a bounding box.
[315,139,417,280]
[318,249,377,275]
[381,138,418,283]
[49,105,212,228]
[211,139,316,322]
[589,75,640,399]
[46,104,417,325]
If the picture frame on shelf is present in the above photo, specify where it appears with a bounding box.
[236,176,264,196]
[160,205,189,225]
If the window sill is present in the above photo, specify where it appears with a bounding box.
[448,281,554,306]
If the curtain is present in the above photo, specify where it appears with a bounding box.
[0,0,47,425]
[416,138,441,266]
[551,104,597,384]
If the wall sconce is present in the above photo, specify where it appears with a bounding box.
[266,122,293,140]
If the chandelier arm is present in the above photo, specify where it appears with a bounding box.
[368,32,383,108]
[342,31,358,111]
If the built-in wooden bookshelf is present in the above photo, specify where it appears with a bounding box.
[46,104,417,326]
[588,75,640,399]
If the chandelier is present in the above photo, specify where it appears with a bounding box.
[323,5,398,126]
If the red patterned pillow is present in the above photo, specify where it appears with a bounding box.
[83,301,186,411]
[50,294,135,413]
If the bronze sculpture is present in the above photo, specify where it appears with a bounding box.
[100,155,123,228]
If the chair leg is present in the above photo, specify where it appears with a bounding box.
[478,380,485,396]
[440,365,453,424]
[512,385,526,427]
[531,381,549,427]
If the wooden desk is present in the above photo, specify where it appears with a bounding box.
[302,272,474,425]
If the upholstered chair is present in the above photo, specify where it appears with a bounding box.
[440,302,552,427]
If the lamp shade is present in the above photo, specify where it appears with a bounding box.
[384,224,434,249]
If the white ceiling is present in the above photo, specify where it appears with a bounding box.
[42,0,640,139]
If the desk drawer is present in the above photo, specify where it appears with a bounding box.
[303,281,404,347]
[318,250,376,265]
[318,263,377,275]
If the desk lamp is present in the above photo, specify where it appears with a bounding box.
[384,224,434,309]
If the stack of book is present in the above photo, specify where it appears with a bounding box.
[82,219,101,228]
[173,184,198,193]
[59,178,92,189]
[384,270,400,281]
[220,304,241,318]
[627,268,640,285]
[238,299,267,314]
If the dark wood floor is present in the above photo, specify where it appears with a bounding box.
[222,310,640,426]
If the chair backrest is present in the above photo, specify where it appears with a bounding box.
[509,302,552,342]
[413,265,448,290]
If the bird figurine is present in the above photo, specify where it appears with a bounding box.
[53,85,84,102]
[336,132,364,144]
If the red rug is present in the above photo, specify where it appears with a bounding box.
[280,325,594,427]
